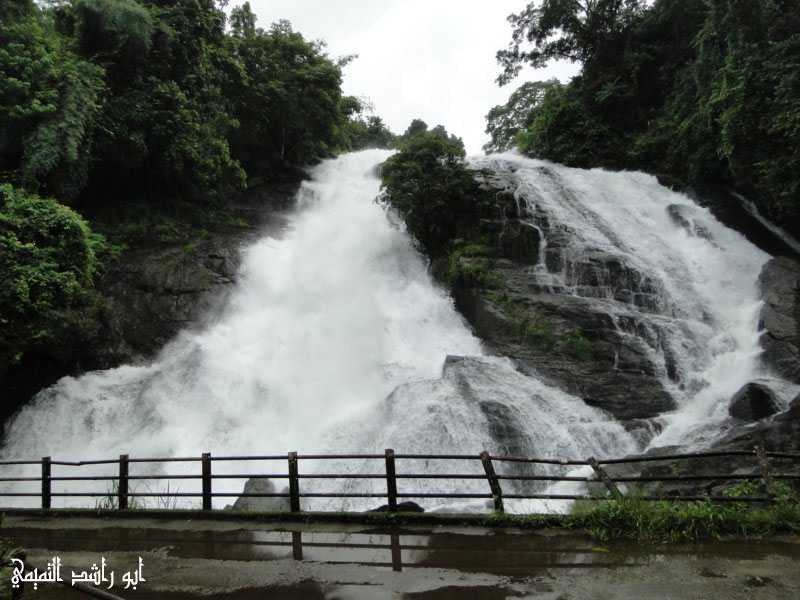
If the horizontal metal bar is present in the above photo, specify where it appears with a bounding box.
[294,473,488,479]
[0,460,45,466]
[298,493,390,498]
[396,493,492,498]
[211,455,287,461]
[211,474,288,479]
[127,457,203,463]
[296,454,385,460]
[50,476,119,481]
[596,450,790,465]
[49,493,204,497]
[0,477,42,482]
[214,493,290,498]
[395,473,487,479]
[496,475,592,482]
[490,455,590,466]
[394,454,481,460]
[611,474,800,482]
[501,494,773,502]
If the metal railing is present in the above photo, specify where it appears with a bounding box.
[1,446,798,513]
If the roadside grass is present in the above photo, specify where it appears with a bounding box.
[481,481,800,542]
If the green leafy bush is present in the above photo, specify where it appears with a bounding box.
[0,184,106,371]
[381,125,490,258]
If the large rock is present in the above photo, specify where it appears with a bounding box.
[728,382,783,421]
[230,477,291,512]
[451,276,675,424]
[758,257,800,382]
[368,501,424,513]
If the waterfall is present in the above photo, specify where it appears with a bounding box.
[472,154,797,449]
[0,150,790,511]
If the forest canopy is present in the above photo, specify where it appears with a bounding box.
[488,0,800,234]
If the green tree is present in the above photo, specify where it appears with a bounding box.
[497,0,646,85]
[484,80,555,153]
[0,184,106,374]
[494,0,800,234]
[381,126,486,257]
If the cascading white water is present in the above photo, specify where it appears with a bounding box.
[0,150,792,511]
[473,154,798,449]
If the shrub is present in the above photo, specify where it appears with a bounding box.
[0,184,106,371]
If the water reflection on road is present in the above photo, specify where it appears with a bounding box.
[4,516,799,599]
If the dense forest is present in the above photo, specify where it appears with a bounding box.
[0,0,395,389]
[486,0,800,235]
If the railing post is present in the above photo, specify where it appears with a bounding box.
[201,452,212,511]
[390,532,402,572]
[588,457,623,500]
[288,452,300,513]
[118,454,129,510]
[41,456,51,510]
[385,448,398,511]
[480,451,504,513]
[754,445,775,500]
[291,531,303,560]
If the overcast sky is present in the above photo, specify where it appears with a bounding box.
[238,1,579,154]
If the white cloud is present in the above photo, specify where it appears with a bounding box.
[236,1,579,154]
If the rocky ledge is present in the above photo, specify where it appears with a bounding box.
[758,256,800,382]
[1,182,299,417]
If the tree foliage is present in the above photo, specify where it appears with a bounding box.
[1,0,392,208]
[484,80,555,153]
[0,184,106,372]
[493,0,800,233]
[381,123,487,258]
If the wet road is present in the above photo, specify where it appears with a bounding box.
[2,515,799,599]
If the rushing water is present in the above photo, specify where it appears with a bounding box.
[471,154,797,449]
[0,150,792,511]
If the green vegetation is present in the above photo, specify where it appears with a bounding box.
[447,243,503,289]
[0,184,108,373]
[566,481,800,542]
[380,122,490,258]
[490,0,800,233]
[0,0,396,388]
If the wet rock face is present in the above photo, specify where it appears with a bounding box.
[666,204,713,240]
[758,257,800,382]
[93,184,297,368]
[447,169,679,431]
[728,382,783,421]
[1,182,298,417]
[563,251,666,313]
[453,284,675,423]
[98,238,243,365]
[499,221,540,265]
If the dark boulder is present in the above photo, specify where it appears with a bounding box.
[368,501,424,513]
[728,382,783,421]
[758,257,800,382]
[666,204,713,240]
[790,393,800,417]
[229,477,291,512]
